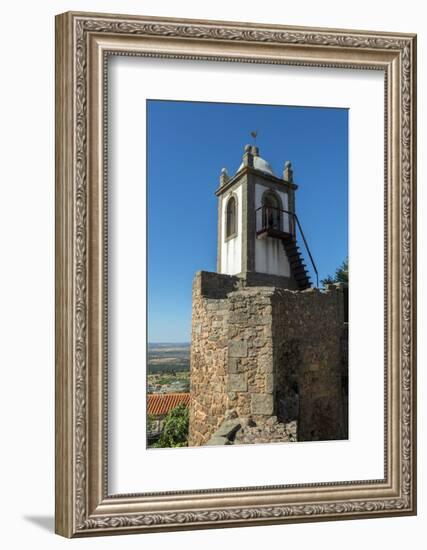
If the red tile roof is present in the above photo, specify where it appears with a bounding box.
[147,393,190,416]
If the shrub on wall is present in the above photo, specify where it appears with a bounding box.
[153,403,189,448]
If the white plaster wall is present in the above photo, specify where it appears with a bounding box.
[254,182,291,276]
[220,185,243,275]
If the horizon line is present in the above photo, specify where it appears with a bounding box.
[148,341,190,345]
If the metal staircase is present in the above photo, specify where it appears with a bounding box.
[281,234,311,290]
[256,205,318,290]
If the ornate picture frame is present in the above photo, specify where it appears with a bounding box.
[55,11,416,537]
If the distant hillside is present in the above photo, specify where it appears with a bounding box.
[148,343,190,374]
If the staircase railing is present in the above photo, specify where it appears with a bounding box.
[256,206,319,287]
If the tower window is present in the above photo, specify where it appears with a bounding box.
[226,195,237,239]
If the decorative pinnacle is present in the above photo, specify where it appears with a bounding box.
[220,167,229,186]
[242,144,254,168]
[284,160,294,183]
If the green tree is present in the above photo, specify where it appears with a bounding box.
[321,257,348,286]
[153,403,189,448]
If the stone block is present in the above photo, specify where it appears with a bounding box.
[215,419,241,437]
[228,326,238,338]
[257,355,273,373]
[228,357,239,373]
[228,312,247,324]
[251,393,274,415]
[265,373,274,393]
[206,301,220,311]
[228,373,247,392]
[229,340,248,358]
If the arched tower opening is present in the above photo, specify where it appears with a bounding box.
[261,190,282,232]
[225,195,237,239]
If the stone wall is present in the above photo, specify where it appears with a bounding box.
[188,272,234,446]
[226,287,275,420]
[272,286,346,441]
[188,271,348,446]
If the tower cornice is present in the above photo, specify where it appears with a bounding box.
[215,165,297,196]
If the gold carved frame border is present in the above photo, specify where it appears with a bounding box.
[55,11,417,537]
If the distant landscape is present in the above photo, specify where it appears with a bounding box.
[147,343,190,394]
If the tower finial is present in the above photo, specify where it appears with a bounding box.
[242,144,254,168]
[284,160,294,183]
[250,130,258,144]
[220,167,229,186]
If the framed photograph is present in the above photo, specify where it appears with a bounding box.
[55,11,417,537]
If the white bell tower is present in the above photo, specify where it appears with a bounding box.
[216,145,311,290]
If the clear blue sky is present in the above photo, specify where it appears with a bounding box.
[147,100,348,343]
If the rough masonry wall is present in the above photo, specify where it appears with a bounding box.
[226,287,275,420]
[188,272,234,446]
[189,271,347,446]
[188,273,276,445]
[272,286,346,441]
